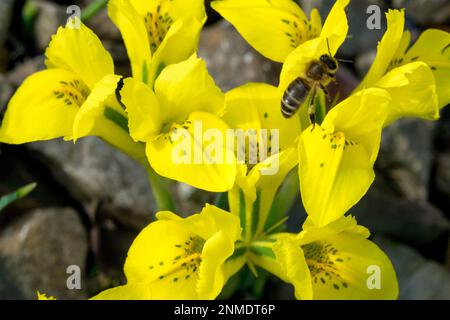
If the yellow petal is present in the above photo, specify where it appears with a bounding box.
[149,17,204,85]
[154,54,224,125]
[319,0,349,54]
[224,82,301,150]
[197,230,235,299]
[167,204,241,241]
[72,74,121,141]
[300,215,370,245]
[211,0,311,62]
[37,291,56,300]
[0,69,83,144]
[120,77,162,142]
[299,89,391,226]
[357,10,405,90]
[222,245,248,283]
[45,18,114,89]
[108,0,151,83]
[272,237,313,300]
[301,233,398,299]
[129,0,205,21]
[376,62,439,126]
[90,283,153,300]
[403,29,450,108]
[310,9,322,34]
[146,112,237,192]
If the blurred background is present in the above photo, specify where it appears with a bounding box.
[0,0,449,299]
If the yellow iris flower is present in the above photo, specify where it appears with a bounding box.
[120,54,237,192]
[91,204,241,300]
[221,83,301,243]
[211,0,351,63]
[357,9,450,112]
[108,0,206,86]
[271,215,398,300]
[0,18,145,162]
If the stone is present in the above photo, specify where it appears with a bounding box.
[198,20,280,92]
[85,9,121,41]
[0,0,14,47]
[392,0,450,26]
[6,55,45,87]
[27,137,155,229]
[377,118,436,201]
[351,178,450,249]
[33,0,68,52]
[433,153,450,215]
[0,75,14,115]
[355,50,377,78]
[374,235,450,299]
[0,207,88,299]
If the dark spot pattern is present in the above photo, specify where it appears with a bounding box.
[53,79,89,107]
[149,235,205,283]
[303,241,350,291]
[144,5,174,53]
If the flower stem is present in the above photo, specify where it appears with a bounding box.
[81,0,108,22]
[146,165,177,212]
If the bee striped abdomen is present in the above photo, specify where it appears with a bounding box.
[281,77,310,118]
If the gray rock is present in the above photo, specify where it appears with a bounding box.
[355,50,377,78]
[351,178,450,248]
[378,118,436,201]
[6,55,46,87]
[0,75,14,115]
[0,207,88,299]
[434,153,450,213]
[392,0,450,26]
[0,0,14,47]
[33,0,67,52]
[86,9,121,41]
[27,137,155,229]
[198,20,280,92]
[374,235,450,299]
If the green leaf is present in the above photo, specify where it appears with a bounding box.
[0,183,36,212]
[104,106,129,134]
[264,169,298,233]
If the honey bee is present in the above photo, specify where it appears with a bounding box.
[281,47,338,129]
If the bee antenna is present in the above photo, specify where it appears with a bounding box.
[336,58,353,64]
[326,38,332,56]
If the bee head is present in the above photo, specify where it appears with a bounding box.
[319,54,338,72]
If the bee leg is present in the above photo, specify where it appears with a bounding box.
[309,113,316,131]
[319,84,331,103]
[308,85,317,132]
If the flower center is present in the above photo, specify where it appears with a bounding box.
[151,235,205,283]
[302,241,349,290]
[144,5,174,53]
[235,129,278,170]
[52,79,89,107]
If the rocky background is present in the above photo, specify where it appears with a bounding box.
[0,0,449,299]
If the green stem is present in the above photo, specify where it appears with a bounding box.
[81,0,108,22]
[213,192,228,210]
[146,165,177,212]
